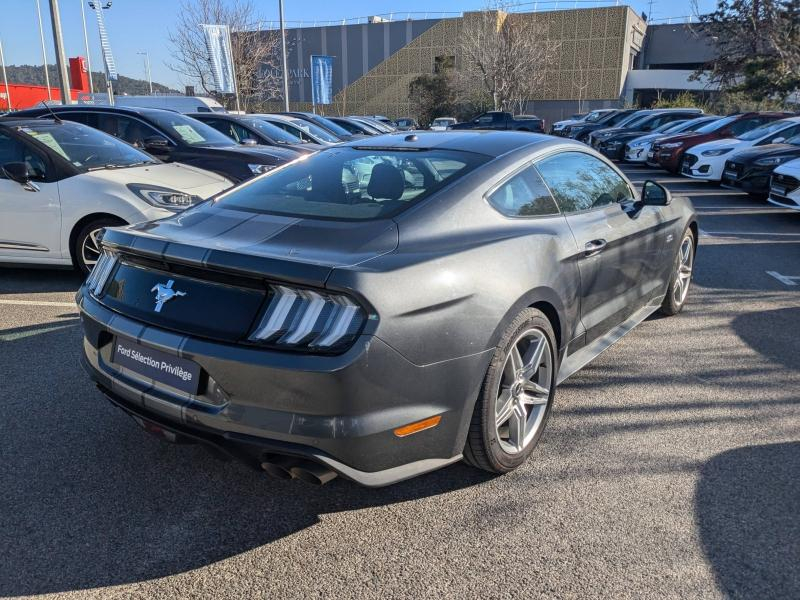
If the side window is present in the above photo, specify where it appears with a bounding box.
[487,165,560,217]
[203,119,235,140]
[536,151,633,214]
[0,132,48,181]
[230,122,254,143]
[477,114,494,125]
[763,124,800,144]
[96,114,160,148]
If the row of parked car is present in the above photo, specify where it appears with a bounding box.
[551,107,800,211]
[0,105,412,273]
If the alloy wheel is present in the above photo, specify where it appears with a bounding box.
[495,328,552,455]
[82,228,104,270]
[673,235,694,306]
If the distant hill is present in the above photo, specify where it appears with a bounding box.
[4,64,179,96]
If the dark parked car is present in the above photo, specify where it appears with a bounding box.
[564,109,641,142]
[13,105,300,182]
[451,111,545,133]
[590,109,704,160]
[278,111,365,141]
[720,134,800,196]
[394,117,420,131]
[78,131,697,487]
[327,116,383,135]
[649,112,793,173]
[189,112,324,154]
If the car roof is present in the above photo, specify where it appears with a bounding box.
[0,117,62,127]
[15,104,181,118]
[340,130,571,157]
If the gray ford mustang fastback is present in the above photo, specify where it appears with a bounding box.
[78,131,697,487]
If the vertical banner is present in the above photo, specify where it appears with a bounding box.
[310,55,334,106]
[92,2,118,81]
[201,24,236,94]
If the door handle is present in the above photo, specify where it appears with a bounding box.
[584,239,607,257]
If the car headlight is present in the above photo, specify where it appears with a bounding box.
[755,156,792,166]
[248,284,368,352]
[629,140,649,148]
[701,148,733,156]
[660,142,683,149]
[248,163,276,175]
[126,184,202,210]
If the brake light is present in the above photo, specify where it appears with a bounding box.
[249,284,366,352]
[85,250,117,296]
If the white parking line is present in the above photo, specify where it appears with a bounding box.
[702,231,800,237]
[0,299,76,307]
[766,271,799,286]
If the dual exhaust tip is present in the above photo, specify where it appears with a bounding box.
[260,454,338,485]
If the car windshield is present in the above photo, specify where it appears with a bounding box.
[284,118,340,143]
[433,119,452,126]
[15,121,157,171]
[215,147,488,221]
[736,119,794,141]
[678,117,719,132]
[614,112,647,127]
[656,120,687,133]
[584,111,606,123]
[303,114,352,137]
[244,118,303,144]
[147,111,234,147]
[621,113,655,129]
[695,114,738,133]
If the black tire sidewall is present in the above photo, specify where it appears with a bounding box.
[478,309,557,472]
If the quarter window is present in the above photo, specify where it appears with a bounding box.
[487,165,559,217]
[536,151,633,214]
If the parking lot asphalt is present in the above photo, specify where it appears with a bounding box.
[1,164,798,599]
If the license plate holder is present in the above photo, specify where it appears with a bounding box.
[111,336,202,395]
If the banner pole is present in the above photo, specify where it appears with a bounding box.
[226,27,241,112]
[310,55,316,114]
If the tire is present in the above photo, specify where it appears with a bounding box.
[659,228,695,316]
[73,217,125,275]
[464,308,557,474]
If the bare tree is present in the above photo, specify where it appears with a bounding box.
[572,61,591,114]
[167,0,283,110]
[458,3,560,112]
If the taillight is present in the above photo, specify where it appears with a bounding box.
[85,250,117,296]
[249,284,367,352]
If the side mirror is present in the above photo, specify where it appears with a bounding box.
[641,180,671,206]
[240,138,258,146]
[772,137,786,144]
[2,162,32,184]
[143,136,169,152]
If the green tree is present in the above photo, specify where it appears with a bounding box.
[408,71,457,127]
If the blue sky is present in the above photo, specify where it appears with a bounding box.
[1,0,716,90]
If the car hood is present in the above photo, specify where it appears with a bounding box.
[102,202,399,285]
[84,162,233,198]
[628,132,666,145]
[773,158,800,177]
[689,138,746,155]
[727,143,800,163]
[553,119,581,128]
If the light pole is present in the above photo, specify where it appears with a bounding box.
[0,38,10,111]
[278,0,290,111]
[88,1,114,105]
[35,0,52,100]
[137,51,152,94]
[48,0,73,104]
[80,0,95,94]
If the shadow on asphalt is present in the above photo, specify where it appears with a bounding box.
[696,442,800,599]
[732,307,800,371]
[0,266,84,294]
[0,322,494,596]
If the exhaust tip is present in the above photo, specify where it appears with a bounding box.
[289,461,338,486]
[260,454,294,480]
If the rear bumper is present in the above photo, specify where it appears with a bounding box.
[78,290,490,486]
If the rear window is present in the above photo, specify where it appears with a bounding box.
[215,147,488,220]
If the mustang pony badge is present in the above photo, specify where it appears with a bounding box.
[151,280,186,312]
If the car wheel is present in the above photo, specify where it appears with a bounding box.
[659,228,695,316]
[464,308,557,474]
[73,217,125,275]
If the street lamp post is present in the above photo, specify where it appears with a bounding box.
[137,51,152,95]
[0,38,11,111]
[35,0,52,100]
[278,0,290,111]
[80,0,95,94]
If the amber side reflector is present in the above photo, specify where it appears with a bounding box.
[394,415,442,438]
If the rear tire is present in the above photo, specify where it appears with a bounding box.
[464,308,557,474]
[659,228,695,316]
[73,217,125,275]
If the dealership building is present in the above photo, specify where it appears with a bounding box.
[257,5,718,124]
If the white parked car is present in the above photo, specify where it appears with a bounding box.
[624,116,720,163]
[768,158,800,211]
[430,117,457,131]
[682,117,800,181]
[0,117,233,273]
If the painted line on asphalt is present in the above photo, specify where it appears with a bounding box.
[0,322,78,342]
[701,231,800,237]
[0,299,76,307]
[766,271,799,286]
